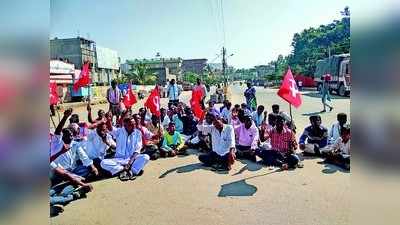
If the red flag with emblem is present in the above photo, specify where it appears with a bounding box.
[49,82,59,105]
[144,86,161,117]
[277,68,302,108]
[190,88,204,120]
[123,83,137,108]
[73,62,91,91]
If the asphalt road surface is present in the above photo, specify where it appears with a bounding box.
[51,83,351,225]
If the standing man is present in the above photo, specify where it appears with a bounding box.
[193,78,207,109]
[107,80,122,123]
[167,79,180,106]
[321,75,333,112]
[244,81,257,111]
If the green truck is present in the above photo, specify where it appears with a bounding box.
[314,53,351,96]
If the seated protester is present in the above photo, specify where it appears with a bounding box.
[251,105,266,127]
[259,114,276,151]
[171,106,184,133]
[160,108,171,130]
[220,100,232,124]
[186,112,214,152]
[49,166,93,208]
[133,114,162,160]
[144,115,164,160]
[181,107,198,136]
[240,103,251,116]
[68,112,91,140]
[101,117,150,180]
[328,113,347,144]
[160,122,188,157]
[87,103,106,124]
[139,107,152,125]
[299,115,329,156]
[234,115,260,162]
[230,108,241,129]
[197,117,236,171]
[233,104,240,111]
[50,108,99,184]
[83,121,117,175]
[322,124,351,170]
[256,115,300,170]
[207,100,220,117]
[270,104,296,133]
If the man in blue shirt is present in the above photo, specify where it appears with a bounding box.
[167,79,180,106]
[299,115,329,156]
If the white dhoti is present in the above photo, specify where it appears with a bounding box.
[303,143,330,154]
[100,154,150,175]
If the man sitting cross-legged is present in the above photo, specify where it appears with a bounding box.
[299,115,329,156]
[160,122,188,157]
[133,113,163,160]
[322,124,351,170]
[50,108,99,184]
[234,115,259,162]
[100,116,150,181]
[256,115,301,170]
[82,121,116,177]
[197,117,236,171]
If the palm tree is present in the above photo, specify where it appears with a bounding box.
[127,63,157,85]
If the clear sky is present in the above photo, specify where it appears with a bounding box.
[50,0,349,68]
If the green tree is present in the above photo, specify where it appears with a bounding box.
[126,63,157,85]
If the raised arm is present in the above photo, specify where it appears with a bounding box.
[87,103,94,123]
[54,108,73,135]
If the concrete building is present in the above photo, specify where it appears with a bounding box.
[50,37,96,70]
[95,46,120,85]
[125,57,183,83]
[182,58,208,75]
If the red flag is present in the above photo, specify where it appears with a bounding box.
[123,83,137,108]
[144,86,161,117]
[277,68,302,108]
[73,62,91,91]
[190,88,204,120]
[49,82,59,105]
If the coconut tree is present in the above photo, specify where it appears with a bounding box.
[127,63,157,85]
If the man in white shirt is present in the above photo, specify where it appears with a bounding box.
[107,80,122,122]
[82,122,116,175]
[50,108,99,184]
[101,117,150,180]
[220,101,232,124]
[251,105,266,127]
[167,79,181,106]
[322,124,350,170]
[328,113,347,144]
[197,117,236,171]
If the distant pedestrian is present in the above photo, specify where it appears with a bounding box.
[193,78,207,109]
[321,76,333,112]
[167,79,180,106]
[244,81,257,111]
[107,80,122,123]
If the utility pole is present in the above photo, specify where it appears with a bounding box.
[222,46,226,86]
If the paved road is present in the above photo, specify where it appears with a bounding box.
[51,84,350,225]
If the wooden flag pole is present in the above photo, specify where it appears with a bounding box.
[289,103,293,122]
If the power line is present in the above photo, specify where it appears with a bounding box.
[220,0,226,46]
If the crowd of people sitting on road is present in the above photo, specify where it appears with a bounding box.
[49,82,350,215]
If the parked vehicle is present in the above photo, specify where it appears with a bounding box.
[314,53,351,96]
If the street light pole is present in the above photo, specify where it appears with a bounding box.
[222,47,226,86]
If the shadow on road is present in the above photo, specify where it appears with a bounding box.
[218,170,280,197]
[318,161,350,174]
[301,111,325,116]
[302,92,349,100]
[232,159,263,176]
[159,162,228,178]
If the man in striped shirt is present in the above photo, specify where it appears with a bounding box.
[256,115,301,170]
